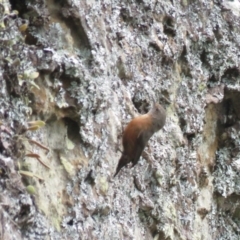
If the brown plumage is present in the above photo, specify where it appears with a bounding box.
[114,103,166,177]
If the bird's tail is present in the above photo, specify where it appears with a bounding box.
[114,154,129,177]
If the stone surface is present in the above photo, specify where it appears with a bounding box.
[1,0,240,239]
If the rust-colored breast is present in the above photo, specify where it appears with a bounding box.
[122,115,152,158]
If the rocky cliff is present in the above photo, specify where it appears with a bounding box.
[1,0,240,239]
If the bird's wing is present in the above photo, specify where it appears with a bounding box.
[131,130,146,167]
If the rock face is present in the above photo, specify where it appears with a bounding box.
[1,0,240,239]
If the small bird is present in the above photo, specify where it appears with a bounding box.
[114,103,166,177]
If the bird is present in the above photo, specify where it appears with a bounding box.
[114,103,166,177]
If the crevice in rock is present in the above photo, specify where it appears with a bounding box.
[132,98,149,114]
[212,88,240,208]
[9,0,28,17]
[213,25,222,40]
[178,45,191,77]
[47,0,91,53]
[63,117,81,145]
[207,75,218,87]
[163,16,176,37]
[149,41,162,52]
[200,48,210,68]
[9,0,46,46]
[120,6,134,23]
[161,55,174,67]
[216,193,240,213]
[179,116,187,132]
[217,89,240,132]
[222,67,240,84]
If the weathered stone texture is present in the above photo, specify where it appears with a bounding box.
[1,0,240,239]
